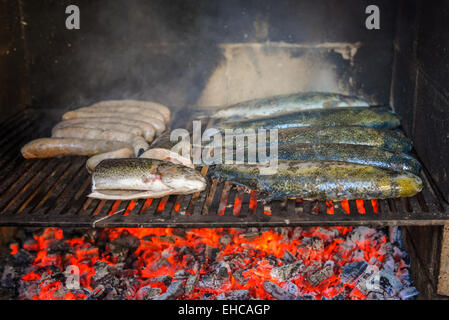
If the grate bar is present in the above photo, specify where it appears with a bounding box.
[0,108,447,227]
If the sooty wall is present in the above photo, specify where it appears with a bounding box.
[3,0,397,111]
[391,0,449,201]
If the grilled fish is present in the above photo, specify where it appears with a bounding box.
[90,158,206,200]
[86,148,135,174]
[204,143,421,174]
[21,138,131,158]
[209,92,370,120]
[216,107,401,131]
[210,160,422,201]
[204,126,412,153]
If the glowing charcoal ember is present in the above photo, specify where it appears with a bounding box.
[399,287,419,300]
[1,226,418,300]
[216,290,250,300]
[306,261,335,287]
[263,281,296,300]
[153,281,184,300]
[340,260,369,285]
[270,261,305,282]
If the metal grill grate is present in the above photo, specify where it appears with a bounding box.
[0,108,448,228]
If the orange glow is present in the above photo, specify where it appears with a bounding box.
[326,201,335,215]
[11,225,403,300]
[356,200,366,214]
[371,200,379,214]
[341,200,350,214]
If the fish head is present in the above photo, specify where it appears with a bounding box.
[157,163,206,192]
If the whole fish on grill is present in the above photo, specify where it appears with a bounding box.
[86,148,135,173]
[216,107,401,131]
[89,159,206,200]
[207,92,370,120]
[21,138,131,158]
[203,126,412,153]
[210,160,422,202]
[203,143,421,174]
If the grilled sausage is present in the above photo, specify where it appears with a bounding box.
[21,138,131,158]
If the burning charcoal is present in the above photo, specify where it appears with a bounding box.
[198,275,225,290]
[178,245,194,256]
[201,292,215,300]
[271,261,305,282]
[398,287,419,300]
[282,250,296,264]
[311,237,323,250]
[341,260,369,284]
[265,255,281,267]
[216,290,249,300]
[388,226,403,246]
[377,270,403,295]
[306,261,334,286]
[110,232,140,255]
[148,275,172,286]
[282,282,299,297]
[263,281,295,300]
[239,231,262,239]
[383,256,396,272]
[216,261,231,279]
[87,285,107,300]
[1,265,17,288]
[206,245,219,261]
[350,227,377,243]
[291,227,303,240]
[313,227,339,242]
[355,265,379,295]
[157,235,180,243]
[92,261,110,283]
[153,281,184,300]
[150,258,171,271]
[185,273,199,294]
[233,270,248,286]
[174,270,192,280]
[219,234,232,246]
[136,285,162,300]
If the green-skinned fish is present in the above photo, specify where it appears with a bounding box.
[204,143,421,174]
[205,126,412,153]
[210,160,422,202]
[209,92,370,120]
[216,107,401,131]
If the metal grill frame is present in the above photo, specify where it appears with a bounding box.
[0,108,448,228]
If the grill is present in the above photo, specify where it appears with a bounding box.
[0,108,448,228]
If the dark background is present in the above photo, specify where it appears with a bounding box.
[0,0,448,201]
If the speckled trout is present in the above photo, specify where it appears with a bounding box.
[208,126,412,153]
[90,159,206,200]
[205,143,421,174]
[209,92,370,120]
[216,107,401,131]
[210,160,422,201]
